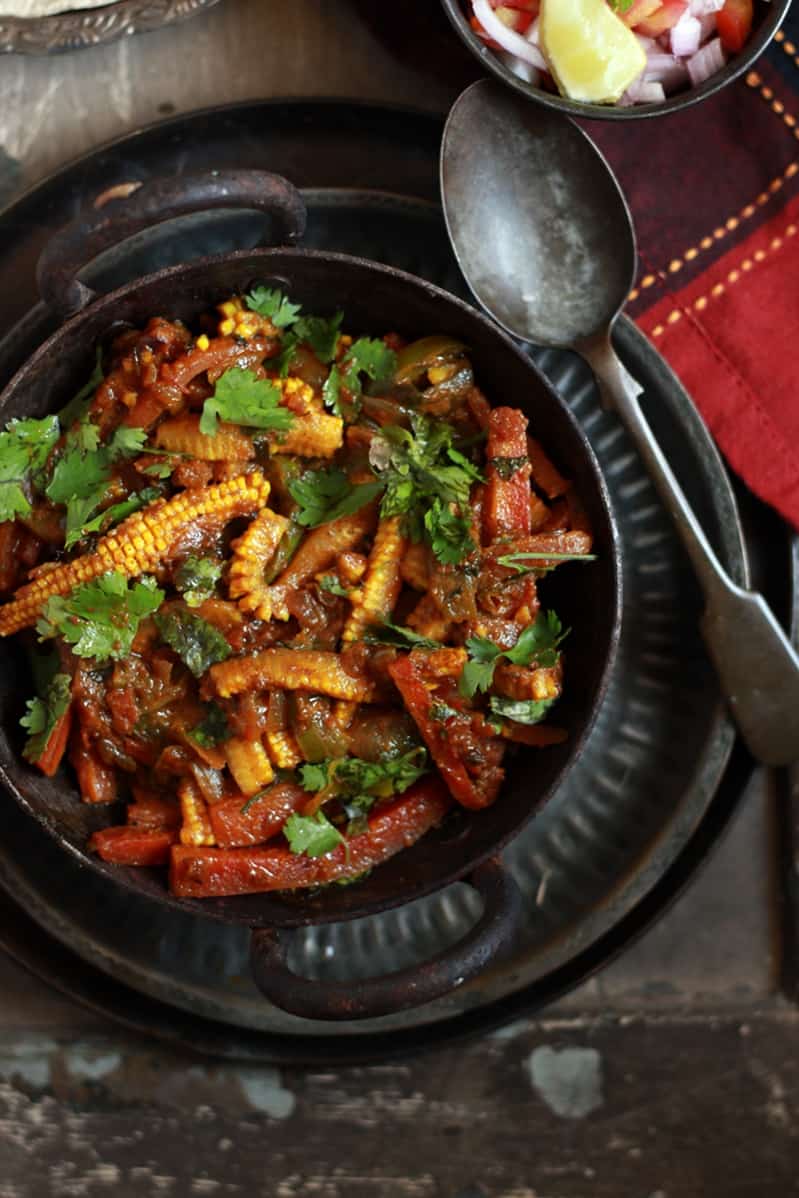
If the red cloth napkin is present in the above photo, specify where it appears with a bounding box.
[587,16,799,531]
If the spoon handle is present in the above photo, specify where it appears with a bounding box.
[580,333,799,767]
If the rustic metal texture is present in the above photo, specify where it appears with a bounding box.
[1,241,621,944]
[0,0,220,56]
[37,169,307,318]
[440,0,792,121]
[249,859,524,1020]
[0,103,764,1053]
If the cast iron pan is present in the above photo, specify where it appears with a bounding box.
[0,170,621,1019]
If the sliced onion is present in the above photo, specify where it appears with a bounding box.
[498,48,541,85]
[471,0,547,69]
[626,79,667,103]
[644,51,690,92]
[671,13,702,56]
[687,35,726,85]
[689,0,725,13]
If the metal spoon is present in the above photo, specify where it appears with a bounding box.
[441,78,799,767]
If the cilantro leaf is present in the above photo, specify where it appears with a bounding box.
[57,347,104,429]
[318,574,350,598]
[245,286,302,329]
[424,498,475,566]
[154,609,231,678]
[371,413,482,564]
[288,467,382,528]
[321,365,342,416]
[299,761,330,792]
[299,749,428,832]
[340,337,397,397]
[20,672,72,765]
[199,368,294,437]
[37,573,164,663]
[110,427,148,456]
[78,487,160,540]
[488,696,556,726]
[459,656,498,699]
[608,0,634,12]
[189,703,230,748]
[46,423,149,549]
[175,556,223,607]
[293,312,343,364]
[497,551,597,574]
[300,749,428,801]
[505,611,568,669]
[0,416,60,523]
[459,610,567,699]
[283,810,346,858]
[363,621,442,651]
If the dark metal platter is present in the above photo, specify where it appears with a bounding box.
[0,99,782,1059]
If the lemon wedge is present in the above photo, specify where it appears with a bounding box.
[540,0,647,104]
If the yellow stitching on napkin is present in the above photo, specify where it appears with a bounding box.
[647,221,799,337]
[627,159,798,306]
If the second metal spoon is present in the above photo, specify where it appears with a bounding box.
[441,78,799,767]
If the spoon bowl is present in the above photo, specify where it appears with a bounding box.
[441,81,633,346]
[442,79,799,767]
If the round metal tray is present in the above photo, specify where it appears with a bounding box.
[0,100,760,1058]
[0,0,219,55]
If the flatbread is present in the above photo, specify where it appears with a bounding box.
[0,0,114,17]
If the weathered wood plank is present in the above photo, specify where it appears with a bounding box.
[0,1014,797,1197]
[0,0,460,195]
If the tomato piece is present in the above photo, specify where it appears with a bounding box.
[621,0,662,28]
[494,5,534,33]
[169,778,452,898]
[634,0,688,37]
[716,0,753,52]
[90,826,176,866]
[209,781,307,849]
[483,407,533,544]
[33,704,73,778]
[388,654,505,810]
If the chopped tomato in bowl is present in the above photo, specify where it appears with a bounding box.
[443,0,789,117]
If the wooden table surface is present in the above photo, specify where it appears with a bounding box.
[1,2,798,1194]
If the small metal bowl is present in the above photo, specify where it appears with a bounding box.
[440,0,792,120]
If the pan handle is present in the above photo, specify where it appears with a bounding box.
[35,170,307,321]
[249,857,522,1021]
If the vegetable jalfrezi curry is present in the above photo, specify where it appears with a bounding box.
[0,288,594,898]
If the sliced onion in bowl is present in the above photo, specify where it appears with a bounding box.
[687,35,726,84]
[471,0,548,68]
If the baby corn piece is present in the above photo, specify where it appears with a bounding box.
[341,516,406,644]
[155,414,254,461]
[228,508,289,621]
[264,728,303,770]
[400,541,430,591]
[269,409,343,459]
[217,296,277,341]
[178,778,216,847]
[225,736,274,797]
[333,516,404,727]
[0,472,271,636]
[210,648,377,703]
